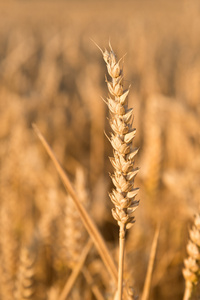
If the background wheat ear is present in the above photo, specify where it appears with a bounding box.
[64,167,89,269]
[0,203,18,300]
[183,213,200,300]
[60,167,104,300]
[14,246,35,300]
[101,44,139,300]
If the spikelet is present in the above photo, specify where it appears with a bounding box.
[14,247,35,300]
[102,45,139,230]
[64,167,89,267]
[183,213,200,300]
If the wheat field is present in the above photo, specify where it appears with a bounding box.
[1,0,200,299]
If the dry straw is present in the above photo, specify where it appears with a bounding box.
[99,43,139,300]
[32,123,118,284]
[183,213,200,300]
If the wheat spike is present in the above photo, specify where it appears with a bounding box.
[102,45,139,231]
[64,167,89,267]
[14,246,35,300]
[0,205,18,300]
[183,213,200,300]
[101,44,139,300]
[63,167,105,300]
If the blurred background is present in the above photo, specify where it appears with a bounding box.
[0,0,200,299]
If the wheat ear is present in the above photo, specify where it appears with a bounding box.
[14,246,35,300]
[101,44,139,300]
[0,205,18,300]
[183,213,200,300]
[63,169,92,297]
[64,167,89,268]
[63,167,104,300]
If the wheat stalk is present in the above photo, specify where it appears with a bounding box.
[99,43,139,300]
[183,213,200,300]
[141,226,160,300]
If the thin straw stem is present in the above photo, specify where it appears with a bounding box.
[82,267,105,300]
[118,223,126,300]
[183,283,192,300]
[32,124,118,284]
[141,226,160,300]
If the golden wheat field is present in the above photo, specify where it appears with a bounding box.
[1,0,200,299]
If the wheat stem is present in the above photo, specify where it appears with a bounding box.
[118,223,126,300]
[141,226,160,300]
[82,267,105,300]
[183,283,192,300]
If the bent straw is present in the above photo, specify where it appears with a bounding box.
[32,124,118,284]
